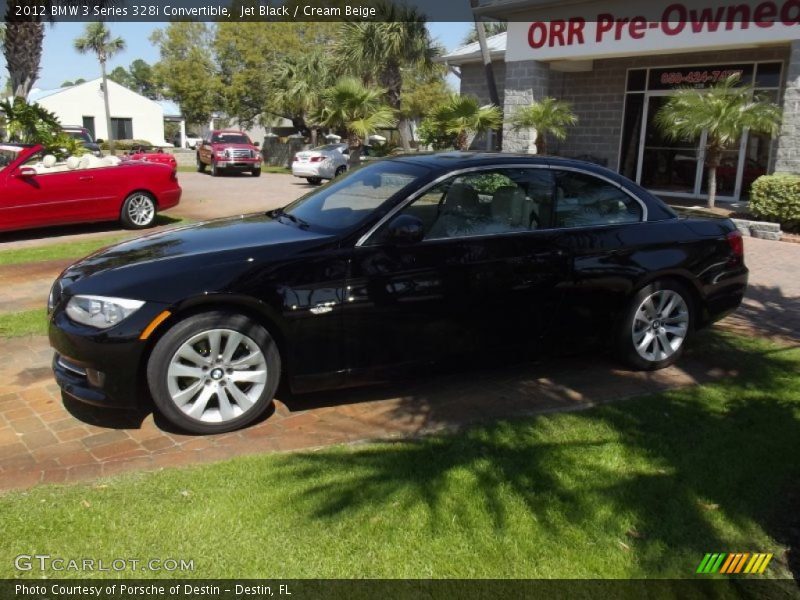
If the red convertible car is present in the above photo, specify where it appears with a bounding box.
[0,144,181,233]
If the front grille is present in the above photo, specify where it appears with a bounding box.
[230,149,252,160]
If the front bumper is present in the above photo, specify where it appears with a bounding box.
[49,302,170,408]
[215,159,261,171]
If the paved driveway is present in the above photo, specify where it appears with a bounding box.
[0,174,797,491]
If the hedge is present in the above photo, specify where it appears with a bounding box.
[98,139,155,151]
[749,173,800,232]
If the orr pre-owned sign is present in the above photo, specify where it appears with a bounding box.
[505,0,800,62]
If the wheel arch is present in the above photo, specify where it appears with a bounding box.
[136,294,291,397]
[628,270,706,327]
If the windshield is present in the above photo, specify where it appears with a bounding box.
[282,160,429,232]
[0,146,22,172]
[66,130,92,143]
[212,133,251,145]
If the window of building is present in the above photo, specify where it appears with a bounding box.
[82,116,95,139]
[110,118,133,140]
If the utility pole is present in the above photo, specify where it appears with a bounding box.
[469,0,502,149]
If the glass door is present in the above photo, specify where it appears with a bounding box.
[637,95,704,196]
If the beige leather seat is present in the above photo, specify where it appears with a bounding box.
[428,183,484,238]
[491,186,529,229]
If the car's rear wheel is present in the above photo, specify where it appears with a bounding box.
[619,280,693,370]
[196,155,205,173]
[306,177,322,185]
[334,166,346,177]
[120,192,157,229]
[252,167,261,177]
[147,312,281,434]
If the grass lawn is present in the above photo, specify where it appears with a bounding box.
[1,331,798,580]
[0,308,47,337]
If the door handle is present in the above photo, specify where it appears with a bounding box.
[78,176,94,181]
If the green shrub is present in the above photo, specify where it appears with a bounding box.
[99,139,153,150]
[750,174,800,231]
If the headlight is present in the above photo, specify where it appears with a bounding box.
[66,295,145,329]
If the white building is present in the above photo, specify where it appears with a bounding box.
[29,78,167,145]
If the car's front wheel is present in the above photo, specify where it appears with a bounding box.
[147,312,281,434]
[120,192,157,229]
[211,160,220,177]
[334,166,346,178]
[619,280,694,370]
[252,167,261,177]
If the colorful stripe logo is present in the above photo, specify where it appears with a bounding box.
[696,553,773,574]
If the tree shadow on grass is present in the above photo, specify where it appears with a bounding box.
[277,331,800,583]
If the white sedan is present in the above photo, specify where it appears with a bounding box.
[291,144,350,185]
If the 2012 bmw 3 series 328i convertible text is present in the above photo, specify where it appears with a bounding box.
[48,153,748,434]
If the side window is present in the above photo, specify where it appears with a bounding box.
[384,168,555,241]
[553,170,642,228]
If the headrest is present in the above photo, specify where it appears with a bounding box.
[492,186,527,226]
[66,156,81,170]
[443,183,479,215]
[103,156,121,166]
[42,154,57,168]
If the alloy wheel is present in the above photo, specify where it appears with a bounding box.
[126,194,155,226]
[166,328,268,423]
[631,289,689,362]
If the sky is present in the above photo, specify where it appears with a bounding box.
[1,21,473,92]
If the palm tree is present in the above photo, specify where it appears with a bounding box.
[74,23,126,155]
[337,2,438,151]
[315,78,396,168]
[427,94,503,151]
[510,97,578,155]
[462,21,507,44]
[268,50,335,144]
[2,20,45,98]
[655,74,782,208]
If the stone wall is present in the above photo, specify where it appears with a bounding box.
[500,46,791,169]
[775,40,800,174]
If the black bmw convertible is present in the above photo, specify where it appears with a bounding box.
[48,153,748,433]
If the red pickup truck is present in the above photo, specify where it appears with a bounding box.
[196,130,262,177]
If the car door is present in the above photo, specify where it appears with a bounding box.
[549,168,647,340]
[1,153,87,231]
[343,166,570,372]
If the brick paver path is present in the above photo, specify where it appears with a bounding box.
[0,175,797,491]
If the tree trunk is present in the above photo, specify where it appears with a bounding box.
[470,6,503,150]
[4,22,45,99]
[100,58,116,156]
[706,147,722,209]
[347,131,362,168]
[456,130,469,152]
[535,134,547,155]
[380,62,408,151]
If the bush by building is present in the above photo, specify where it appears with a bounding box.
[750,174,800,232]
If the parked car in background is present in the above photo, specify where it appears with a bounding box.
[47,153,747,434]
[172,131,202,149]
[196,130,261,177]
[0,143,181,233]
[62,125,102,156]
[291,144,377,184]
[292,143,349,184]
[124,144,178,170]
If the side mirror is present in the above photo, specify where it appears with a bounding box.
[96,138,104,144]
[253,141,260,148]
[17,167,36,178]
[386,215,424,244]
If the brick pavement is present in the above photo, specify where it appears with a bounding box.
[0,175,797,492]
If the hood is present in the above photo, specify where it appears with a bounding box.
[62,214,334,284]
[212,143,256,151]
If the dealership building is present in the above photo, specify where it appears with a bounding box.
[444,0,800,202]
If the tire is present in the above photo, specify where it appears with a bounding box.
[196,155,205,173]
[306,177,322,185]
[120,192,157,229]
[211,160,220,177]
[147,311,281,434]
[334,166,346,178]
[618,279,694,371]
[251,168,261,177]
